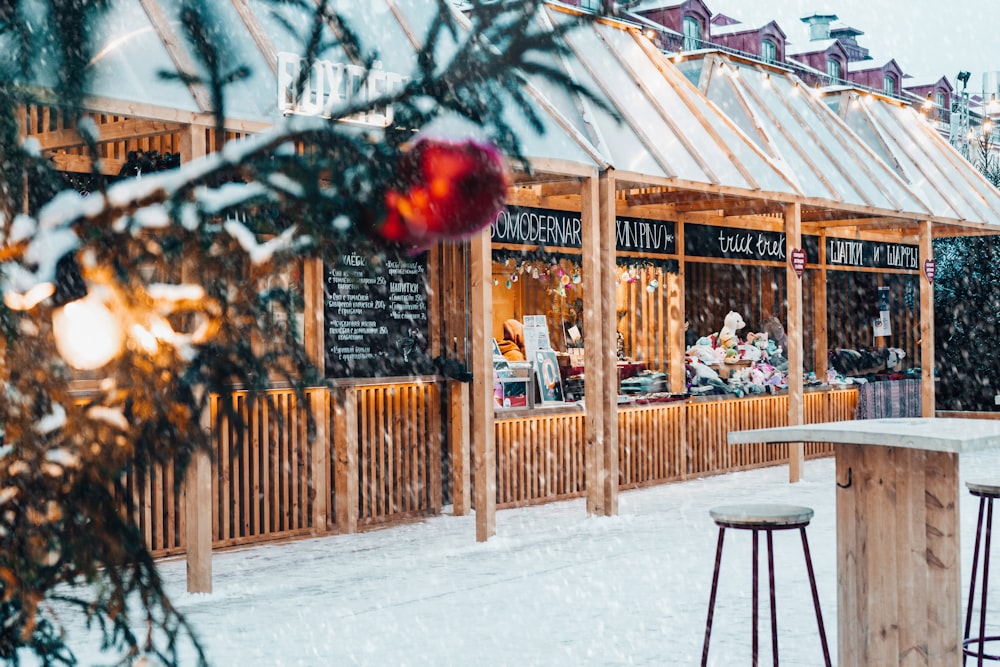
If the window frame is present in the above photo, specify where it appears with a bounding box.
[826,58,841,81]
[682,16,701,52]
[761,39,777,63]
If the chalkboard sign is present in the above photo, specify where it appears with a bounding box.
[534,349,564,404]
[491,205,676,256]
[684,223,819,264]
[324,249,429,378]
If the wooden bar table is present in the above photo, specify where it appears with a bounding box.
[728,418,1000,667]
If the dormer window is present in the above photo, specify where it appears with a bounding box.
[883,75,896,95]
[826,58,841,81]
[761,39,777,63]
[682,17,701,51]
[579,0,600,10]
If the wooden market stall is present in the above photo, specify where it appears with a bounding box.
[16,0,1000,579]
[466,3,1000,537]
[15,0,609,578]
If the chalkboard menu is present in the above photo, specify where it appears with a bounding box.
[324,250,429,378]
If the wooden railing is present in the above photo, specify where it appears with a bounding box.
[129,384,855,554]
[127,380,441,557]
[495,389,858,508]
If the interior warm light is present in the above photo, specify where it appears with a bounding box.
[762,72,771,87]
[4,282,55,310]
[52,292,125,370]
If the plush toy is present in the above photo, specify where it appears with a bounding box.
[717,311,745,354]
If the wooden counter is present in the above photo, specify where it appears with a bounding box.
[729,418,1000,667]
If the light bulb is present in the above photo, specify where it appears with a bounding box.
[52,293,125,370]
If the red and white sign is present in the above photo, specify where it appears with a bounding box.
[790,248,807,278]
[924,258,937,283]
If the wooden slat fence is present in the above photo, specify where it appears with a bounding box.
[212,389,314,548]
[495,412,587,507]
[124,384,853,554]
[352,382,441,527]
[496,388,857,508]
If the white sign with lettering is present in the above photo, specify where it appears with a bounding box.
[276,52,406,127]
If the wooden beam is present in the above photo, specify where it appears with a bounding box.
[32,119,180,151]
[581,173,606,516]
[180,124,211,592]
[539,180,583,197]
[785,202,805,482]
[675,198,767,213]
[470,226,495,541]
[310,389,329,533]
[138,0,213,113]
[668,220,686,393]
[920,220,935,417]
[47,152,124,176]
[448,379,471,516]
[184,437,212,593]
[599,169,618,517]
[230,0,278,74]
[332,387,359,532]
[813,232,829,384]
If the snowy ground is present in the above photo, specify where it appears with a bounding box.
[29,450,1000,666]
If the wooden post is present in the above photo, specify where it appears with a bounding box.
[310,389,330,533]
[179,123,212,592]
[304,257,330,533]
[668,219,686,394]
[302,259,326,376]
[470,227,495,541]
[581,171,606,516]
[332,386,358,532]
[185,396,212,593]
[919,220,935,417]
[784,202,804,482]
[448,379,471,515]
[813,231,828,384]
[599,170,618,516]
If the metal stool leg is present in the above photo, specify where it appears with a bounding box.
[753,528,760,666]
[767,530,778,667]
[800,526,832,667]
[978,499,994,667]
[702,526,726,667]
[966,497,987,666]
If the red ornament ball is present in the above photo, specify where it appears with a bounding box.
[377,138,510,249]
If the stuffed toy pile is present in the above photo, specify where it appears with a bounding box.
[684,311,790,396]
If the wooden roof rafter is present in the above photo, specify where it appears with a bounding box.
[853,95,986,220]
[712,56,846,203]
[231,0,278,75]
[137,0,213,113]
[557,33,679,179]
[632,38,790,193]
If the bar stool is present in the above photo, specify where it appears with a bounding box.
[701,504,831,667]
[964,482,1000,665]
